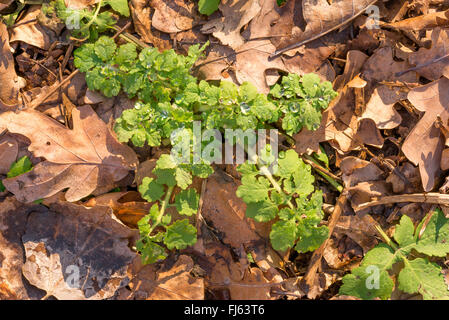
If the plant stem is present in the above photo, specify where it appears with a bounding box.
[147,186,174,236]
[303,154,343,192]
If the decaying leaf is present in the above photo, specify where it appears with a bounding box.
[0,21,21,107]
[409,27,449,80]
[0,105,138,202]
[201,0,262,50]
[118,255,204,300]
[21,201,137,300]
[274,0,378,56]
[0,134,18,174]
[9,5,52,50]
[151,0,200,34]
[403,77,449,191]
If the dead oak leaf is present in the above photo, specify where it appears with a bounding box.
[0,105,138,203]
[274,0,377,56]
[151,0,200,34]
[201,0,262,50]
[21,201,137,300]
[118,255,204,300]
[234,40,286,94]
[0,134,18,174]
[409,27,449,81]
[403,77,449,191]
[9,5,52,50]
[0,21,21,107]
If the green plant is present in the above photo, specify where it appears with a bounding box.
[0,156,33,192]
[236,147,328,252]
[43,0,129,40]
[339,209,449,300]
[269,73,337,135]
[136,154,213,264]
[198,0,220,16]
[72,35,338,264]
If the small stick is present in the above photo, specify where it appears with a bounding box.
[356,193,449,211]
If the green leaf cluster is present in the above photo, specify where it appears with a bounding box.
[136,154,213,264]
[339,209,449,300]
[43,0,128,41]
[236,148,328,253]
[269,73,337,135]
[74,36,336,148]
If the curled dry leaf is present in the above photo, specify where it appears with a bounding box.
[0,197,42,300]
[409,27,449,81]
[151,0,200,34]
[84,191,151,228]
[384,9,449,31]
[9,5,52,50]
[119,255,204,300]
[0,105,138,203]
[334,214,378,254]
[274,0,377,56]
[403,77,449,191]
[201,170,269,248]
[0,134,18,174]
[21,201,136,300]
[340,156,385,188]
[359,46,418,130]
[234,40,286,94]
[0,21,20,107]
[201,0,262,50]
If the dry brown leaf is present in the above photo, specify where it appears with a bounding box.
[384,8,449,31]
[234,40,286,94]
[118,255,204,300]
[21,201,136,300]
[334,214,378,253]
[0,105,138,203]
[201,0,262,50]
[340,156,385,188]
[9,5,52,50]
[65,0,99,9]
[0,134,18,174]
[201,170,269,247]
[403,77,449,191]
[0,197,41,299]
[84,191,150,228]
[0,21,21,107]
[151,0,199,34]
[274,0,377,56]
[409,27,449,80]
[360,86,404,130]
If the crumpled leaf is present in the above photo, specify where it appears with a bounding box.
[151,0,199,34]
[9,5,52,50]
[0,21,20,107]
[0,105,138,202]
[234,40,286,94]
[117,255,204,300]
[409,27,449,81]
[403,77,449,191]
[274,0,377,56]
[21,201,137,300]
[0,135,18,174]
[201,0,262,50]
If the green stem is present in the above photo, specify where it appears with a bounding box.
[147,186,174,236]
[303,154,343,192]
[374,224,399,251]
[81,0,103,31]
